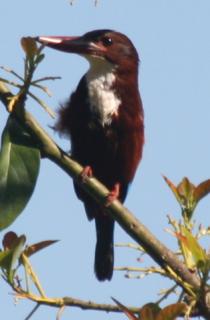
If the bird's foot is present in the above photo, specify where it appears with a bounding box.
[80,166,93,183]
[105,183,120,207]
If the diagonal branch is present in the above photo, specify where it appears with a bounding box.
[0,81,201,296]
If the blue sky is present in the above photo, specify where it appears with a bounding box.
[1,1,210,319]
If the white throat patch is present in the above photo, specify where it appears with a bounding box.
[85,59,121,126]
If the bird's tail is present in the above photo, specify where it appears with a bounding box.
[94,215,114,281]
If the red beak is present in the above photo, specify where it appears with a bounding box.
[35,35,105,56]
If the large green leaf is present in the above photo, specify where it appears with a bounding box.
[0,116,40,229]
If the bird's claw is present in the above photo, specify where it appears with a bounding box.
[80,166,93,183]
[105,183,120,207]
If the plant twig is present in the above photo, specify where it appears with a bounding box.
[115,266,167,277]
[156,284,178,304]
[28,91,55,118]
[115,242,145,252]
[56,305,66,320]
[32,76,61,84]
[24,303,40,320]
[21,254,46,298]
[15,288,136,313]
[0,65,24,82]
[0,77,22,89]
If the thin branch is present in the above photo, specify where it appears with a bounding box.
[56,305,66,320]
[21,254,46,298]
[0,65,24,82]
[28,91,55,118]
[156,284,178,304]
[31,83,52,97]
[15,289,136,313]
[24,304,40,320]
[115,242,145,252]
[115,266,167,277]
[31,76,61,84]
[0,77,22,89]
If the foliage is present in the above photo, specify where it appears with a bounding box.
[0,117,40,229]
[0,231,57,293]
[164,176,210,224]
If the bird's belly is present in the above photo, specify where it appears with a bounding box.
[72,126,119,187]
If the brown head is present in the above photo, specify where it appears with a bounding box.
[36,29,139,74]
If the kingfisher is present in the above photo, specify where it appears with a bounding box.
[36,30,144,281]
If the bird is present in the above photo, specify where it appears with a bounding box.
[36,29,144,281]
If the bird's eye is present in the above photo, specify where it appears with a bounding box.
[102,37,113,46]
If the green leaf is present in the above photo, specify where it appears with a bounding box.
[8,234,26,283]
[0,116,40,230]
[177,225,207,271]
[0,249,14,270]
[35,53,45,64]
[164,176,198,221]
[0,233,26,284]
[156,303,186,320]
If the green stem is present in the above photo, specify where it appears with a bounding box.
[22,254,46,298]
